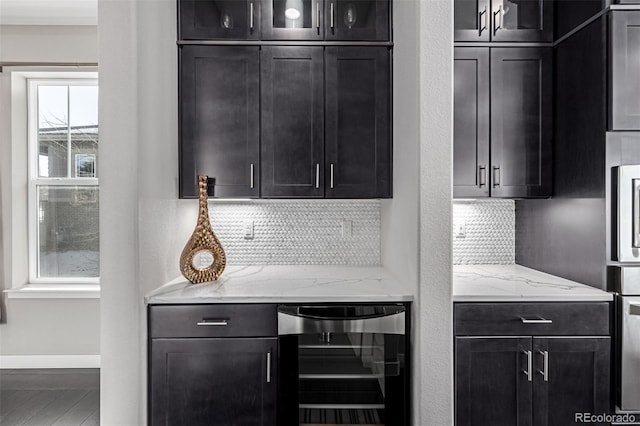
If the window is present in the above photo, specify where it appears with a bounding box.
[28,79,99,283]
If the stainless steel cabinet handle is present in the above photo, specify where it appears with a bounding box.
[266,352,272,383]
[330,163,334,189]
[250,163,255,189]
[315,164,320,188]
[479,7,487,36]
[520,316,553,324]
[633,180,640,247]
[523,350,532,382]
[316,3,320,32]
[493,165,501,188]
[330,2,335,29]
[538,350,549,382]
[493,4,503,36]
[478,165,487,188]
[250,2,254,29]
[196,319,229,326]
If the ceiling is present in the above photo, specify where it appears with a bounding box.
[0,0,97,26]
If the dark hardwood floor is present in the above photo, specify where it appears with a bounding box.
[0,369,99,426]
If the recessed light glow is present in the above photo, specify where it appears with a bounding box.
[285,7,301,20]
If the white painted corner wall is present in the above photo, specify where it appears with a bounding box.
[0,24,100,364]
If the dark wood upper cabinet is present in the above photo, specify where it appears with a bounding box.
[324,0,390,41]
[454,47,552,198]
[261,46,325,197]
[325,47,391,198]
[454,47,490,198]
[456,337,533,426]
[490,47,552,198]
[179,0,261,39]
[611,11,640,130]
[179,45,260,198]
[454,0,553,42]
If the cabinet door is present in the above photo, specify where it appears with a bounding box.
[150,337,277,426]
[455,0,491,41]
[179,46,260,198]
[532,338,610,426]
[324,0,390,41]
[179,0,260,39]
[611,11,640,130]
[490,48,552,198]
[491,0,553,42]
[261,0,324,40]
[325,47,391,198]
[454,48,490,198]
[456,337,533,426]
[261,46,324,197]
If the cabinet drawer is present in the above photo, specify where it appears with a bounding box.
[149,304,277,338]
[454,302,611,336]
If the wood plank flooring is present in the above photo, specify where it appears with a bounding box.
[0,369,99,426]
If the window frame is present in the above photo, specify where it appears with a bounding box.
[27,78,100,285]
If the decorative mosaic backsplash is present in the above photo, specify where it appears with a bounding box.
[207,200,381,265]
[453,199,515,265]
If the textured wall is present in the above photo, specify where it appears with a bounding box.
[207,200,381,265]
[453,199,515,264]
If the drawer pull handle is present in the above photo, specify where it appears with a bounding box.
[523,350,532,382]
[196,319,229,326]
[520,316,553,324]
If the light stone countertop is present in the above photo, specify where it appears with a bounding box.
[145,265,414,304]
[453,264,613,302]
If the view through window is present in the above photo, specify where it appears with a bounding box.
[29,80,99,282]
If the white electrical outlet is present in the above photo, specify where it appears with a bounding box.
[244,220,254,240]
[454,219,466,238]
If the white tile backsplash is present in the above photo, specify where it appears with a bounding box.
[453,199,515,265]
[207,200,381,265]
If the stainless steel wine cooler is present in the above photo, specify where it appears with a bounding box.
[277,304,410,426]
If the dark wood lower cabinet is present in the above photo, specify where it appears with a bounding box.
[149,337,277,426]
[456,337,533,426]
[455,337,610,426]
[533,338,610,426]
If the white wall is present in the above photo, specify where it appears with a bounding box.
[382,0,453,424]
[0,25,100,361]
[418,1,453,423]
[0,25,97,63]
[98,0,452,423]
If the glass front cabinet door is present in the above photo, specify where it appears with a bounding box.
[454,0,553,42]
[262,0,389,40]
[179,0,261,39]
[325,0,390,40]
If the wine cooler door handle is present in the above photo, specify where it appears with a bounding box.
[277,311,405,335]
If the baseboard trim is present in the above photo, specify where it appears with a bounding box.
[0,355,100,369]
